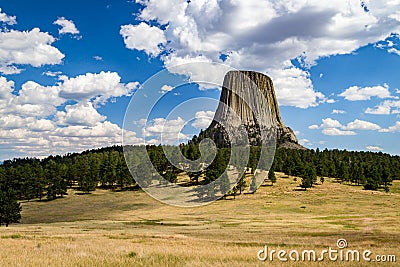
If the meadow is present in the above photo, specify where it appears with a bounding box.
[0,174,399,266]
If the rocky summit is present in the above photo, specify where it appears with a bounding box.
[200,70,304,149]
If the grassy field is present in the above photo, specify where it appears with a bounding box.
[0,174,399,266]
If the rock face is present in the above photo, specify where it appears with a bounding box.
[201,70,303,149]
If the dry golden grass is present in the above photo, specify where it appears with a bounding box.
[0,174,399,266]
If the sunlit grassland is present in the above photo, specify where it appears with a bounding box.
[0,175,399,266]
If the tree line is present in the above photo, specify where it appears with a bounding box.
[272,147,400,191]
[0,144,399,226]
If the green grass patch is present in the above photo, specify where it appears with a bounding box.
[127,251,137,258]
[1,234,22,239]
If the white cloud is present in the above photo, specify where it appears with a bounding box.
[0,28,64,73]
[29,119,55,132]
[0,73,142,159]
[161,84,174,93]
[332,109,346,114]
[56,102,106,127]
[125,0,400,108]
[322,128,356,136]
[59,71,135,105]
[366,146,383,151]
[93,56,103,61]
[126,81,140,91]
[42,70,62,77]
[142,117,189,144]
[379,121,400,132]
[318,118,355,136]
[345,119,381,131]
[0,65,22,75]
[0,8,16,25]
[365,100,400,115]
[17,81,64,106]
[365,106,391,115]
[321,118,343,129]
[339,84,392,101]
[388,47,400,56]
[53,17,80,35]
[120,22,166,57]
[0,114,32,130]
[165,57,233,90]
[312,118,381,136]
[389,11,400,22]
[192,110,214,129]
[269,65,325,108]
[0,77,62,117]
[299,138,311,146]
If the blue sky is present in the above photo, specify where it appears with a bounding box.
[0,0,399,160]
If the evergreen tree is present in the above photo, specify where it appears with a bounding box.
[300,176,312,190]
[236,173,247,194]
[268,169,277,185]
[0,189,21,227]
[218,172,230,198]
[305,164,317,186]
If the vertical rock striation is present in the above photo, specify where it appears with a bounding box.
[201,70,303,149]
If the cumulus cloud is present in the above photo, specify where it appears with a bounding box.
[332,109,346,114]
[322,128,356,136]
[142,117,189,144]
[366,145,383,151]
[309,118,355,135]
[365,100,400,115]
[0,28,64,74]
[161,84,173,93]
[0,73,141,159]
[42,70,62,77]
[192,110,214,129]
[0,8,16,25]
[339,84,392,101]
[120,22,166,57]
[310,118,382,136]
[17,81,63,106]
[320,118,343,129]
[299,138,311,146]
[345,119,381,131]
[59,71,135,105]
[269,65,325,108]
[379,121,400,132]
[56,102,106,127]
[53,17,80,35]
[122,0,400,108]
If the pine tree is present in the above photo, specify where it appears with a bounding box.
[218,172,230,198]
[268,169,276,185]
[305,164,317,186]
[236,173,247,194]
[300,176,311,190]
[0,189,21,227]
